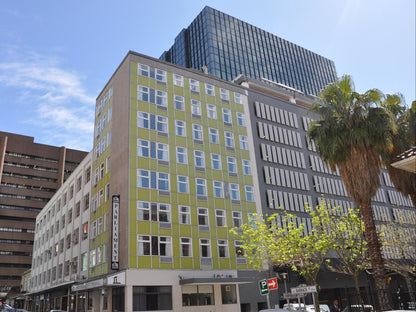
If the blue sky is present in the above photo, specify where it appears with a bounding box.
[1,0,414,151]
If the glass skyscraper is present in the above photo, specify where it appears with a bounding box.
[161,6,337,96]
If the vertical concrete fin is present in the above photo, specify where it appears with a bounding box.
[0,135,8,184]
[57,146,67,188]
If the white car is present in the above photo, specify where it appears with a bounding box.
[306,304,330,312]
[342,305,374,312]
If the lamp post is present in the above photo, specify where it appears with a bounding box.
[281,272,289,305]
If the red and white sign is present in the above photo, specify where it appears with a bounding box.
[267,278,278,290]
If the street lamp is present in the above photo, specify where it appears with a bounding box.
[281,272,289,305]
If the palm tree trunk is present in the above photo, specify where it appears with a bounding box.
[360,200,393,310]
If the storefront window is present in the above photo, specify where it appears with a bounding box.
[133,286,172,311]
[182,285,214,306]
[221,284,237,304]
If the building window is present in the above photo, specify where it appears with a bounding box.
[215,210,226,226]
[192,124,203,141]
[180,237,192,257]
[191,99,202,116]
[207,104,217,119]
[175,120,186,137]
[182,285,214,306]
[137,201,150,221]
[137,170,170,191]
[234,92,243,104]
[138,235,150,255]
[242,160,251,175]
[133,286,172,311]
[227,156,237,174]
[82,252,88,271]
[205,83,215,96]
[152,203,171,222]
[235,240,245,257]
[138,63,150,77]
[173,74,184,87]
[196,178,207,196]
[137,236,171,257]
[232,211,242,228]
[156,69,167,83]
[138,86,149,102]
[177,176,189,193]
[220,88,230,101]
[213,181,224,198]
[199,239,211,258]
[194,150,205,168]
[209,128,219,144]
[197,207,209,226]
[230,184,240,200]
[237,112,245,126]
[190,79,200,93]
[137,112,168,134]
[179,206,191,224]
[222,108,232,124]
[82,222,88,240]
[156,90,167,107]
[174,95,185,110]
[239,135,248,150]
[218,239,229,258]
[224,132,234,148]
[245,186,255,202]
[159,236,172,257]
[211,153,222,170]
[176,146,188,164]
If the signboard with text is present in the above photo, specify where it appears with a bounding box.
[291,285,317,295]
[111,195,120,270]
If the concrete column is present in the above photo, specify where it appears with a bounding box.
[125,285,132,312]
[57,146,67,188]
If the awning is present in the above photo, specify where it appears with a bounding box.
[179,277,253,285]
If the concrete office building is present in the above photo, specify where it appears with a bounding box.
[0,132,87,300]
[233,76,416,310]
[29,51,260,311]
[161,6,337,96]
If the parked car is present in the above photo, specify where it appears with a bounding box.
[283,303,306,310]
[342,305,374,312]
[306,304,330,312]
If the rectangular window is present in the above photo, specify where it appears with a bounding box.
[239,135,248,150]
[179,206,190,224]
[220,88,230,101]
[234,92,243,104]
[227,156,237,174]
[180,237,192,257]
[197,207,209,226]
[200,239,211,258]
[207,104,217,119]
[137,201,150,221]
[156,90,167,107]
[215,210,226,226]
[137,139,149,157]
[209,128,219,144]
[218,239,229,258]
[192,124,203,141]
[157,115,168,133]
[155,69,167,83]
[224,132,234,148]
[175,120,186,137]
[137,112,168,134]
[173,74,183,87]
[213,181,224,198]
[230,184,240,200]
[159,236,172,257]
[138,111,149,128]
[138,235,150,256]
[235,240,245,257]
[137,170,170,191]
[174,95,185,110]
[196,178,207,196]
[190,79,200,93]
[177,176,189,193]
[133,286,172,311]
[194,150,205,168]
[205,84,215,96]
[176,146,188,164]
[191,99,201,116]
[237,112,245,126]
[211,153,222,170]
[222,108,232,124]
[138,64,150,77]
[245,185,255,202]
[232,211,242,228]
[242,160,251,175]
[182,285,214,306]
[138,85,149,102]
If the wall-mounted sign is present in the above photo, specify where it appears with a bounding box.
[111,195,120,270]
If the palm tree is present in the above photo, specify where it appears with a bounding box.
[381,94,416,207]
[308,75,394,310]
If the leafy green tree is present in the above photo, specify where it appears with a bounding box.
[308,75,395,309]
[320,203,369,308]
[231,204,333,312]
[381,94,416,207]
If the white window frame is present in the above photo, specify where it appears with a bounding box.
[205,83,215,96]
[159,236,172,257]
[176,146,188,164]
[225,132,234,148]
[157,115,168,133]
[232,211,242,228]
[180,237,192,257]
[192,124,203,140]
[156,90,168,107]
[222,108,232,124]
[191,99,202,116]
[209,128,219,144]
[196,178,207,196]
[174,95,185,110]
[190,79,200,93]
[138,235,150,255]
[207,104,217,119]
[215,209,226,227]
[211,153,222,170]
[213,181,224,198]
[227,156,237,174]
[218,239,229,258]
[155,69,167,83]
[234,92,243,104]
[237,112,245,126]
[200,238,211,258]
[137,201,150,221]
[198,207,209,226]
[230,183,240,200]
[173,74,184,87]
[239,135,249,150]
[175,120,186,137]
[245,185,255,202]
[194,150,205,168]
[179,206,191,225]
[177,175,189,193]
[220,88,230,101]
